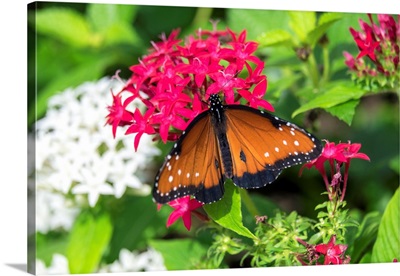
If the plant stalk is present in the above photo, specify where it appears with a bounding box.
[239,189,260,217]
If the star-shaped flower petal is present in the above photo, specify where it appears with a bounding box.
[165,196,203,230]
[315,235,349,265]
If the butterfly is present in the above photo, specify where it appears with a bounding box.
[152,94,322,204]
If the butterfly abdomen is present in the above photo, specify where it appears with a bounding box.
[209,94,234,179]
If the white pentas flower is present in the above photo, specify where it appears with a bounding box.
[36,254,70,275]
[35,189,79,234]
[99,248,166,272]
[34,77,161,232]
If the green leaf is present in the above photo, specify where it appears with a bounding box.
[30,7,94,47]
[267,74,302,100]
[359,252,372,263]
[292,84,366,118]
[149,239,208,270]
[102,23,141,46]
[203,181,256,239]
[36,232,69,266]
[256,29,294,48]
[86,3,140,46]
[87,3,138,32]
[227,9,290,41]
[371,188,400,263]
[307,12,343,46]
[288,11,316,43]
[325,99,360,125]
[309,232,323,244]
[105,195,169,263]
[66,211,113,274]
[348,211,381,263]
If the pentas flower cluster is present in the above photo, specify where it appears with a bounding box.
[343,14,399,90]
[106,26,274,150]
[34,77,161,221]
[301,140,370,201]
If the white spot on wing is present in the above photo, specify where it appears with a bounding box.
[168,175,173,183]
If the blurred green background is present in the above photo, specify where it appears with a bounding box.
[28,2,399,271]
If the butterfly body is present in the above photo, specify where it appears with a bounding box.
[153,94,322,204]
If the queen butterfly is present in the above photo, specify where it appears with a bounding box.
[153,94,322,204]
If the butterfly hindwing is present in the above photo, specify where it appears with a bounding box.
[224,105,322,189]
[153,112,226,204]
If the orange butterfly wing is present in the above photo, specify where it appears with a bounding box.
[224,105,322,189]
[153,112,226,204]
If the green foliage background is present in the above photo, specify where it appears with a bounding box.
[28,2,399,272]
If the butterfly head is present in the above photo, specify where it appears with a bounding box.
[208,93,223,106]
[208,94,226,124]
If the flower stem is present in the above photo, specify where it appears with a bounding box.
[321,46,330,85]
[340,162,350,202]
[306,52,320,89]
[239,189,260,217]
[319,167,332,200]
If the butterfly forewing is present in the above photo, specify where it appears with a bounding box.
[224,106,322,189]
[153,112,226,204]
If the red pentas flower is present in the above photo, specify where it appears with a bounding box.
[125,107,156,151]
[315,235,350,265]
[302,140,347,174]
[296,235,350,265]
[340,142,371,162]
[105,26,274,150]
[351,26,380,61]
[206,63,247,104]
[238,78,274,112]
[105,93,135,138]
[165,196,204,231]
[301,140,370,201]
[343,14,399,90]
